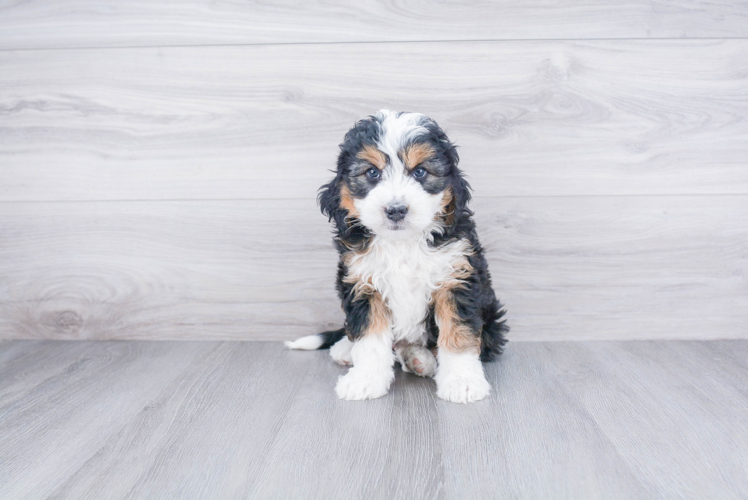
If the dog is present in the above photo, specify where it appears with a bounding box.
[286,110,508,403]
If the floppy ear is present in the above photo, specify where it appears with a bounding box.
[317,170,348,235]
[449,148,472,212]
[319,147,370,242]
[442,143,473,232]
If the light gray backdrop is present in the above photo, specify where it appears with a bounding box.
[1,1,746,341]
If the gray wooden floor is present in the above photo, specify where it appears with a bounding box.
[1,340,746,499]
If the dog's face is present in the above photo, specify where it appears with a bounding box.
[320,110,470,241]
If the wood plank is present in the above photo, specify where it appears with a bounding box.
[1,0,747,50]
[0,341,212,499]
[247,350,443,499]
[545,341,748,498]
[43,342,315,499]
[0,340,103,408]
[435,343,652,499]
[1,340,747,498]
[0,195,745,341]
[1,40,747,201]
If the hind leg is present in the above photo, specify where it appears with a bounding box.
[330,336,353,366]
[395,342,437,378]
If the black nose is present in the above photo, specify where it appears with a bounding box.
[384,204,408,222]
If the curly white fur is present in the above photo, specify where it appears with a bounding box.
[435,350,491,404]
[335,331,394,401]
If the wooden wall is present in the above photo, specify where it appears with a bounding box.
[1,1,746,341]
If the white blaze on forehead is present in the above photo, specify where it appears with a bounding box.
[352,110,444,239]
[375,109,429,163]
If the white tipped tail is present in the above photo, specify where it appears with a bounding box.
[284,334,325,350]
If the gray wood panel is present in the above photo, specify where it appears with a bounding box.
[1,196,745,341]
[1,0,747,50]
[1,40,747,201]
[1,340,746,499]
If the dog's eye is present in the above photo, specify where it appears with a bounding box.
[365,167,380,180]
[413,167,427,179]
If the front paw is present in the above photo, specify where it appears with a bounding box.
[335,367,392,400]
[436,373,491,404]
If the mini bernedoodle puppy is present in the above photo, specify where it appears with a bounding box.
[286,110,508,404]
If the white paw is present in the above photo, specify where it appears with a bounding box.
[330,337,353,366]
[397,344,437,378]
[435,350,491,403]
[335,367,393,400]
[436,374,491,403]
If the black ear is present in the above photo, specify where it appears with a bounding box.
[318,173,338,219]
[446,145,472,217]
[421,117,473,226]
[317,170,347,234]
[319,147,368,242]
[435,139,472,240]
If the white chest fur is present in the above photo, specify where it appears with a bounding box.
[346,236,470,343]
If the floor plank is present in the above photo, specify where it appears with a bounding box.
[0,340,746,499]
[436,343,652,499]
[1,40,747,201]
[47,342,314,499]
[1,196,745,341]
[549,341,748,498]
[0,341,211,499]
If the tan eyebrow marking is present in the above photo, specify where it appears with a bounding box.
[356,145,387,170]
[402,143,435,170]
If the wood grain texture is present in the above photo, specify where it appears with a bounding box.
[1,340,746,499]
[1,40,747,201]
[1,196,745,341]
[1,0,747,50]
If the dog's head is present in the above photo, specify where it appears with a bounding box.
[319,110,471,244]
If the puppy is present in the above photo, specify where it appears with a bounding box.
[286,110,508,403]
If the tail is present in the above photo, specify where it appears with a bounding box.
[284,328,346,351]
[480,302,509,362]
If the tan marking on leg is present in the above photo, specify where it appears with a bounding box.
[366,291,390,334]
[402,143,435,169]
[344,288,390,339]
[342,252,390,336]
[433,265,480,353]
[357,145,387,170]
